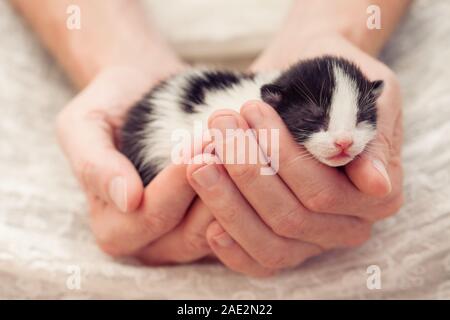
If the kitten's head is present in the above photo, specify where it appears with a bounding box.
[261,56,383,167]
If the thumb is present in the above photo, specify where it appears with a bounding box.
[57,110,143,213]
[346,71,402,198]
[346,132,392,198]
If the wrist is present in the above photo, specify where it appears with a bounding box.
[88,57,186,99]
[251,31,386,75]
[251,31,346,72]
[52,1,185,89]
[253,0,403,71]
[287,0,385,54]
[73,39,186,90]
[102,45,185,85]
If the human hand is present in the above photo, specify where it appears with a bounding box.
[185,35,403,276]
[252,33,403,197]
[24,0,221,264]
[56,66,217,262]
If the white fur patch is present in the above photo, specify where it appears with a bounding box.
[328,63,359,133]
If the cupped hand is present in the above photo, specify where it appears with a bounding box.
[251,34,403,198]
[185,34,403,276]
[56,66,215,263]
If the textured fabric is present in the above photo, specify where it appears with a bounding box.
[0,0,449,299]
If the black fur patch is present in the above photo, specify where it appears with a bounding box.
[181,71,254,113]
[120,81,168,186]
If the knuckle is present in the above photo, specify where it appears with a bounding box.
[219,206,241,226]
[304,189,337,212]
[182,228,209,254]
[256,246,291,270]
[142,208,179,234]
[272,206,307,238]
[227,163,258,185]
[261,254,289,270]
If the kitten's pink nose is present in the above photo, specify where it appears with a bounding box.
[334,137,353,150]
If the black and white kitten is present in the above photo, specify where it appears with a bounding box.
[121,56,384,185]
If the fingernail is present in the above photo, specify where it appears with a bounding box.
[214,231,235,247]
[109,176,127,213]
[372,159,392,193]
[212,116,238,132]
[243,102,264,126]
[192,164,220,188]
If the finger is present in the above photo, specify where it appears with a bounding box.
[206,221,275,277]
[90,163,196,256]
[345,137,392,197]
[348,115,404,221]
[137,162,197,238]
[187,155,322,270]
[57,107,143,213]
[240,100,381,216]
[209,111,372,249]
[346,74,402,197]
[138,198,213,265]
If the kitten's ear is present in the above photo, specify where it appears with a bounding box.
[371,80,384,99]
[261,84,283,107]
